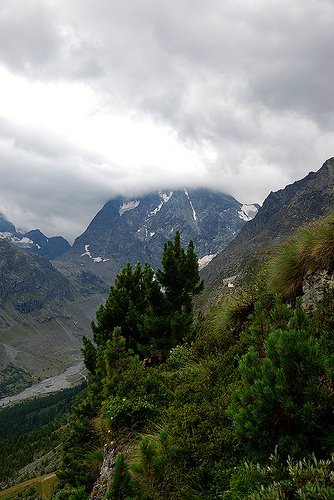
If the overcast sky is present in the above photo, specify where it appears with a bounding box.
[0,0,333,242]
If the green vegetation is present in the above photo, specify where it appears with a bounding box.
[0,386,83,489]
[43,220,334,497]
[0,473,57,500]
[0,364,33,399]
[266,212,334,299]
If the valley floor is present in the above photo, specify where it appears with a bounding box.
[0,362,86,409]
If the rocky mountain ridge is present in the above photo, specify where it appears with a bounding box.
[201,157,334,294]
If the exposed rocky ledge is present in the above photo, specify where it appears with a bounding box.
[302,270,334,310]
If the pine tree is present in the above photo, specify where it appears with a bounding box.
[91,262,155,353]
[228,324,334,457]
[156,232,203,312]
[107,453,133,499]
[156,231,204,344]
[83,233,204,377]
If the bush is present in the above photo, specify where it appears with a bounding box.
[228,326,334,457]
[227,452,334,499]
[103,395,158,432]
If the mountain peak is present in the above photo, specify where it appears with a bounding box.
[62,188,258,281]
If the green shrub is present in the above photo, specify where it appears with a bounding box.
[166,344,192,367]
[106,453,133,500]
[228,326,334,457]
[227,452,334,499]
[103,395,158,432]
[266,238,305,299]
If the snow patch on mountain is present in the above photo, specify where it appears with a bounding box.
[81,244,109,263]
[238,204,258,222]
[160,191,173,203]
[0,232,34,248]
[184,189,197,221]
[198,253,217,270]
[149,200,164,217]
[119,200,140,216]
[149,191,173,217]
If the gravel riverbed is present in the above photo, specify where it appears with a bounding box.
[0,362,87,408]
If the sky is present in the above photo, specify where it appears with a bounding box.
[0,0,333,242]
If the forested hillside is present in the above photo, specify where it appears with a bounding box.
[53,216,334,499]
[0,386,83,492]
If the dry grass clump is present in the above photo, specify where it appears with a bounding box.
[266,213,334,299]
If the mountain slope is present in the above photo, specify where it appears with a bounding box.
[24,229,70,260]
[61,189,258,281]
[0,240,106,398]
[202,157,334,290]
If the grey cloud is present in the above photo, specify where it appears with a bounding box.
[0,0,333,239]
[0,0,60,74]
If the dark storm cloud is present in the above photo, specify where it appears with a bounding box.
[0,0,333,239]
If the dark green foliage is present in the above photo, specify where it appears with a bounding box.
[57,395,103,491]
[156,232,204,314]
[0,419,61,485]
[81,336,97,375]
[88,233,203,366]
[83,232,204,395]
[0,385,83,439]
[90,262,166,357]
[53,485,88,499]
[0,364,33,399]
[228,325,334,457]
[156,232,204,344]
[227,451,334,499]
[0,387,83,486]
[106,453,133,500]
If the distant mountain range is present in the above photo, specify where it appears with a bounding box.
[0,188,258,396]
[0,219,70,260]
[60,189,259,281]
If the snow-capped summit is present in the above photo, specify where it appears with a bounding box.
[62,189,258,280]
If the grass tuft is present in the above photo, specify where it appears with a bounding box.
[266,213,334,299]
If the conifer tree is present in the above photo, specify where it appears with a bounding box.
[83,232,203,377]
[107,453,133,499]
[228,324,334,457]
[156,231,204,343]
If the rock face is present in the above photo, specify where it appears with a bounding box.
[0,213,16,233]
[61,189,258,281]
[0,239,73,307]
[302,271,334,310]
[202,157,334,290]
[90,445,117,499]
